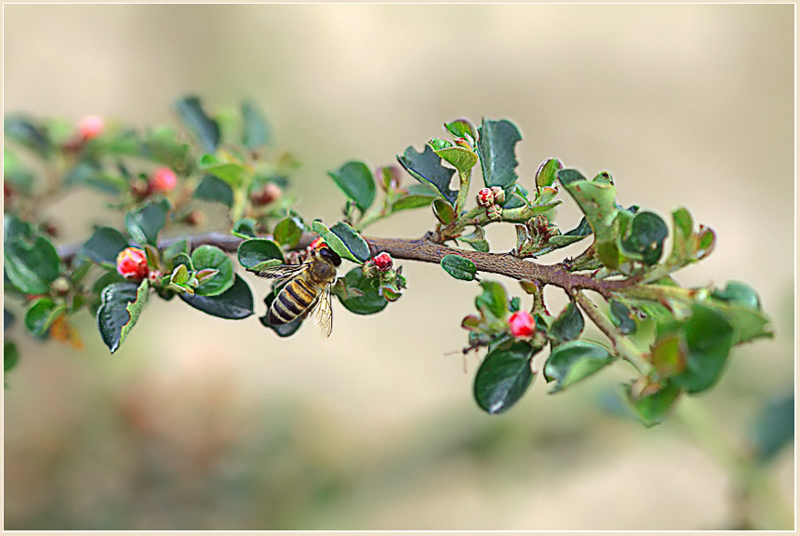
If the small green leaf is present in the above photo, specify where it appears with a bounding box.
[432,198,456,225]
[620,211,668,265]
[337,267,388,315]
[328,161,377,213]
[441,254,478,281]
[476,280,508,322]
[182,274,254,320]
[535,158,563,188]
[191,245,234,296]
[434,146,479,175]
[671,304,734,394]
[24,298,66,336]
[310,221,361,263]
[459,226,490,252]
[241,100,270,150]
[549,301,585,342]
[712,281,761,310]
[174,96,219,153]
[273,217,303,248]
[750,392,794,463]
[4,341,19,373]
[198,156,246,187]
[397,145,458,205]
[444,119,477,142]
[194,175,234,207]
[623,381,683,427]
[4,234,61,294]
[391,191,439,212]
[4,116,51,158]
[232,218,258,238]
[96,280,149,353]
[544,340,615,393]
[477,119,522,189]
[81,227,129,265]
[125,199,169,246]
[474,341,537,414]
[330,221,371,263]
[609,299,637,335]
[238,239,284,270]
[170,263,190,285]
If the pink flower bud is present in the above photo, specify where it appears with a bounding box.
[372,252,393,272]
[116,247,149,281]
[149,167,178,193]
[508,310,535,338]
[78,115,105,140]
[477,188,494,207]
[147,269,163,284]
[250,182,282,206]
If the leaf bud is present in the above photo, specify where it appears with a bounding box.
[477,188,494,207]
[116,247,149,282]
[149,167,178,193]
[508,310,535,339]
[50,277,71,297]
[78,115,105,140]
[490,186,505,205]
[372,252,393,272]
[250,182,282,206]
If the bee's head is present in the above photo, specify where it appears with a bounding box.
[318,245,342,267]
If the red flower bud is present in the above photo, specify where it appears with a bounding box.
[373,252,393,272]
[116,247,149,281]
[78,115,105,140]
[477,188,494,207]
[149,167,178,193]
[250,182,282,206]
[508,310,535,338]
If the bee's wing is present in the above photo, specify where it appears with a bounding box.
[256,263,309,280]
[312,284,334,338]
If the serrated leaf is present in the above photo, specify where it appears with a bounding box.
[97,280,149,353]
[397,145,457,205]
[328,161,376,213]
[477,119,522,189]
[174,96,219,153]
[441,254,478,281]
[191,245,234,296]
[125,199,169,246]
[81,227,129,265]
[182,274,254,320]
[238,239,284,269]
[474,341,537,414]
[544,340,615,393]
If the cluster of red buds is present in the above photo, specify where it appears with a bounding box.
[116,247,149,282]
[476,186,505,221]
[508,310,535,339]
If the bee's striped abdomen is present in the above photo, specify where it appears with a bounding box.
[268,277,317,325]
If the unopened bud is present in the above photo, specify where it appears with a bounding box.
[509,310,535,338]
[477,188,494,207]
[149,167,178,193]
[116,247,149,282]
[51,277,71,296]
[490,186,505,205]
[78,115,105,140]
[372,252,393,272]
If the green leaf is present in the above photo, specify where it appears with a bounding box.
[444,119,477,142]
[4,149,34,194]
[96,280,149,353]
[81,227,129,265]
[440,254,478,281]
[238,239,284,270]
[544,340,615,393]
[434,146,479,175]
[623,381,682,427]
[476,280,508,322]
[174,96,219,153]
[328,161,377,213]
[397,145,457,205]
[198,155,246,187]
[125,199,169,246]
[191,245,234,296]
[432,198,456,225]
[182,274,254,320]
[712,281,761,310]
[143,126,190,168]
[549,301,585,342]
[310,221,362,264]
[162,239,189,271]
[671,304,734,394]
[459,226,490,252]
[620,211,668,265]
[4,341,19,373]
[473,341,537,414]
[609,299,637,335]
[194,175,234,207]
[330,222,371,263]
[668,207,694,265]
[558,169,620,268]
[535,158,563,188]
[750,392,794,464]
[4,116,51,158]
[273,216,303,248]
[232,217,258,238]
[477,119,522,189]
[24,297,66,336]
[391,190,439,212]
[337,267,388,315]
[4,233,61,294]
[241,100,270,150]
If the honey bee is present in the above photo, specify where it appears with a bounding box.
[256,243,341,337]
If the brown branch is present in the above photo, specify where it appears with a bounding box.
[60,231,637,297]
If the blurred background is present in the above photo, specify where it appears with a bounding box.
[3,4,794,530]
